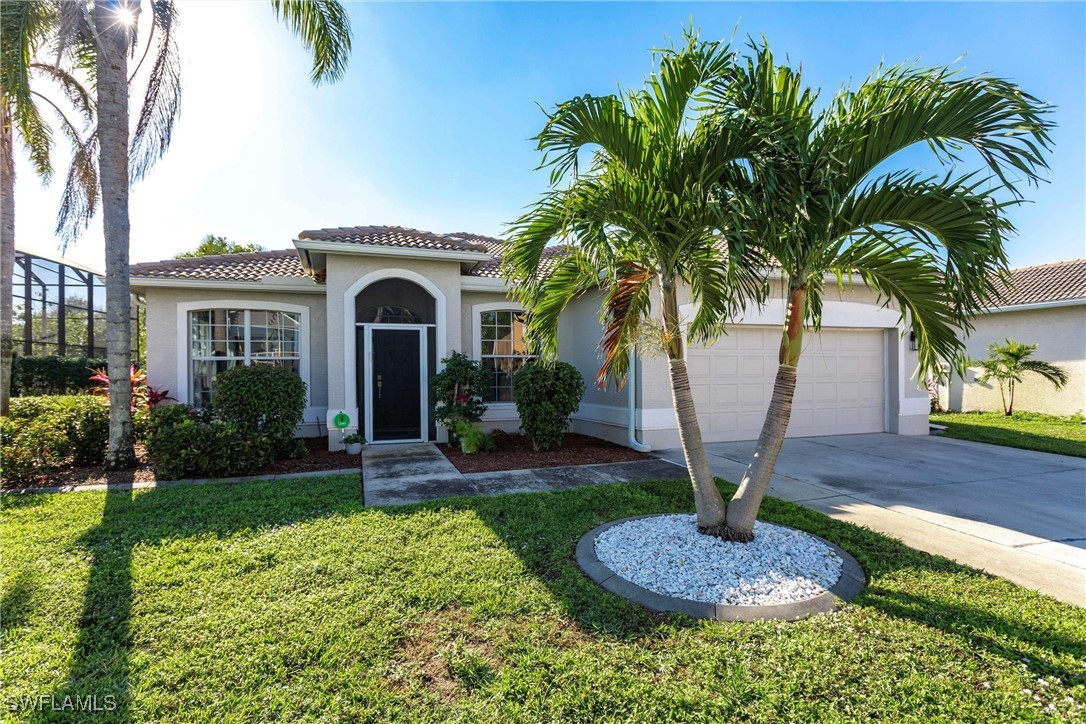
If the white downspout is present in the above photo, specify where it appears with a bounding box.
[627,347,652,452]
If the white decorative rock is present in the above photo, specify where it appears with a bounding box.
[594,515,843,606]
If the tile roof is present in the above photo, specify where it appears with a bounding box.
[996,258,1086,307]
[297,225,491,253]
[470,242,568,278]
[130,250,311,282]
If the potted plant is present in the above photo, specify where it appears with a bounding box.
[341,433,366,455]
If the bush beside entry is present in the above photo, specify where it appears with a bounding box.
[213,364,307,458]
[514,362,585,451]
[431,352,490,435]
[146,405,273,480]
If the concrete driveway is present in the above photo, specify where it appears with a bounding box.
[658,433,1086,605]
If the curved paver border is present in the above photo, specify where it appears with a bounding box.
[576,514,866,622]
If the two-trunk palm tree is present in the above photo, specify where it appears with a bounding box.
[0,1,100,416]
[975,339,1068,415]
[717,42,1054,540]
[44,0,352,467]
[503,31,771,534]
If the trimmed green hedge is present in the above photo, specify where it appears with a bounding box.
[513,361,585,451]
[214,364,307,459]
[11,356,105,396]
[2,395,109,485]
[145,405,272,481]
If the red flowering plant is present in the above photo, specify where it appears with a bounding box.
[89,366,175,440]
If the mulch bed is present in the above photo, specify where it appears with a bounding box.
[3,437,357,491]
[437,431,649,474]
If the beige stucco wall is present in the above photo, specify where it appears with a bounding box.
[322,254,464,445]
[141,285,329,435]
[942,304,1086,416]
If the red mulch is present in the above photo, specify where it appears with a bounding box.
[437,431,649,474]
[3,437,357,491]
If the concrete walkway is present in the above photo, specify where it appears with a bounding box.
[658,433,1086,606]
[361,443,682,507]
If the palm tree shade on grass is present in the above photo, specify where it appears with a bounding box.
[507,33,1053,542]
[20,0,352,466]
[974,339,1068,415]
[504,31,770,534]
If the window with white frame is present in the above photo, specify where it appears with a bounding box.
[479,310,531,402]
[189,309,301,406]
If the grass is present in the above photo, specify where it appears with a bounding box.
[2,474,1084,722]
[931,411,1086,458]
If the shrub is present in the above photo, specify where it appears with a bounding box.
[9,395,108,466]
[146,411,272,480]
[431,352,491,435]
[452,421,495,454]
[1,416,74,486]
[513,361,585,451]
[213,364,307,458]
[11,356,106,396]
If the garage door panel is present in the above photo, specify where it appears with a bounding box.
[689,326,885,442]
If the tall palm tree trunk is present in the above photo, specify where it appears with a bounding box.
[0,102,14,416]
[724,284,807,541]
[661,280,728,532]
[97,4,136,468]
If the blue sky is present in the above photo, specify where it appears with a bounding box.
[15,1,1085,270]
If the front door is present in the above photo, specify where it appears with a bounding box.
[369,327,425,442]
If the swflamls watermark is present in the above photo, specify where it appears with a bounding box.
[6,694,117,713]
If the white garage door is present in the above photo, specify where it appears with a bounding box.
[687,326,886,442]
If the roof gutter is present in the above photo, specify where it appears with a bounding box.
[981,298,1085,314]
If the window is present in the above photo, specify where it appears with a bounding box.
[479,310,531,402]
[189,309,301,406]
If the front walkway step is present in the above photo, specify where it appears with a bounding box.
[362,443,466,506]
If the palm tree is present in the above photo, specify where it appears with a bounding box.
[1,1,100,416]
[717,41,1054,541]
[503,32,770,534]
[975,339,1068,415]
[47,0,352,467]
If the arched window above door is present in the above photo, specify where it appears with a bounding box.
[355,278,436,325]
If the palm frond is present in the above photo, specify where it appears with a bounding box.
[598,262,654,387]
[129,0,180,183]
[536,94,647,185]
[1,0,56,178]
[269,0,353,85]
[821,62,1054,200]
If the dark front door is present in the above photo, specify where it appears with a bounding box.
[371,328,422,441]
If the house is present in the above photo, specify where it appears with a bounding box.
[938,259,1086,417]
[130,225,931,450]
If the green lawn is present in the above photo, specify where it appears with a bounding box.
[931,411,1086,457]
[2,475,1084,722]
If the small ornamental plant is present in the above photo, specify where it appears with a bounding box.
[340,433,366,445]
[431,352,491,437]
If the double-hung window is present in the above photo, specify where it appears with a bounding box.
[479,310,531,402]
[189,309,301,406]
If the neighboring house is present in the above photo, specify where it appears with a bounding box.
[130,225,931,450]
[938,259,1086,417]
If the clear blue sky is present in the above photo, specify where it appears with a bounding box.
[15,1,1085,270]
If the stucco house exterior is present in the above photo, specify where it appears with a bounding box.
[130,225,931,450]
[938,259,1086,417]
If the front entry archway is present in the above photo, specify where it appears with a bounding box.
[354,278,438,443]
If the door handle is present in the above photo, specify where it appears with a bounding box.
[377,374,383,399]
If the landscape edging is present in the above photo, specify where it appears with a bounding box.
[575,514,866,622]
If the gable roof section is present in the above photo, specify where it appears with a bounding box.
[130,250,310,282]
[126,228,569,284]
[297,226,491,253]
[995,259,1086,307]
